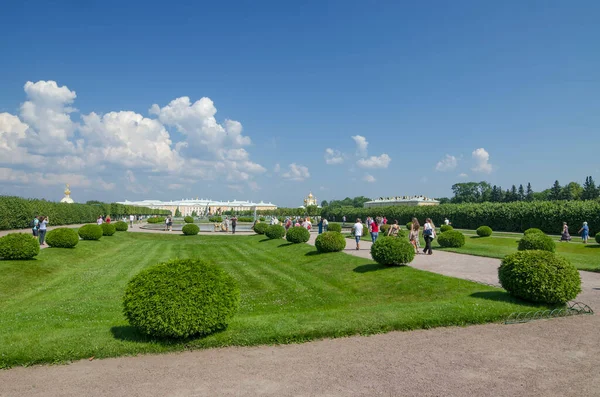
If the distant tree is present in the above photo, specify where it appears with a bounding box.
[436,197,451,204]
[549,180,562,200]
[560,182,582,201]
[509,185,518,202]
[175,207,182,217]
[305,205,319,217]
[86,200,103,205]
[191,211,198,217]
[352,196,372,208]
[503,189,511,203]
[320,200,329,207]
[526,182,534,201]
[518,184,525,201]
[490,185,502,202]
[534,189,550,201]
[451,182,490,203]
[582,176,599,200]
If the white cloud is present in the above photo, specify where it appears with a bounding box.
[351,135,368,156]
[282,163,310,181]
[324,148,344,165]
[459,173,468,178]
[357,153,391,169]
[363,174,376,183]
[471,148,493,173]
[435,154,458,172]
[168,183,184,190]
[274,163,281,173]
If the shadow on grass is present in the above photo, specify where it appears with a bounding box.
[278,242,294,247]
[584,245,600,249]
[110,325,227,345]
[353,263,401,273]
[305,250,322,256]
[470,291,551,308]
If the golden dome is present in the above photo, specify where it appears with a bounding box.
[308,192,313,198]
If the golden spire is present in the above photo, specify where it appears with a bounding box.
[64,183,71,196]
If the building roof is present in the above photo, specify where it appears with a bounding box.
[365,195,439,204]
[117,198,277,207]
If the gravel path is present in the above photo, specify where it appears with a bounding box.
[1,228,598,396]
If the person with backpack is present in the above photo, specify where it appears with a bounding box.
[31,216,39,237]
[422,218,436,255]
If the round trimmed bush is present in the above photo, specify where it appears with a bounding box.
[406,222,413,231]
[147,217,165,224]
[518,233,555,252]
[265,224,286,239]
[182,224,200,235]
[101,223,116,236]
[286,226,310,244]
[524,228,545,236]
[46,228,79,248]
[78,224,103,241]
[115,221,128,231]
[499,250,581,304]
[380,224,391,235]
[476,226,492,237]
[315,231,346,253]
[440,224,453,233]
[123,258,240,338]
[327,223,342,233]
[371,236,415,265]
[595,232,600,244]
[437,230,465,248]
[0,233,40,260]
[184,216,194,224]
[253,222,269,235]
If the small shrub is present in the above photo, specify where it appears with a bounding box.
[182,224,200,235]
[437,230,465,248]
[499,250,581,304]
[476,226,492,237]
[327,223,342,233]
[123,258,240,338]
[238,216,254,222]
[371,236,415,265]
[46,228,79,248]
[253,222,269,235]
[315,231,346,253]
[78,224,103,241]
[440,224,453,233]
[595,232,600,244]
[147,217,166,224]
[524,228,545,236]
[518,233,555,252]
[259,217,266,222]
[115,221,128,231]
[0,233,40,260]
[406,221,412,231]
[184,216,194,224]
[265,224,286,239]
[286,226,310,244]
[380,224,391,235]
[101,223,116,236]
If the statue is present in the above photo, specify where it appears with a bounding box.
[60,183,74,204]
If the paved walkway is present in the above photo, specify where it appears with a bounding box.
[1,228,598,396]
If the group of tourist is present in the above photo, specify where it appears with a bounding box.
[30,215,49,245]
[560,221,591,243]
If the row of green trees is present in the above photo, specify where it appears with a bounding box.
[320,196,371,208]
[0,196,170,230]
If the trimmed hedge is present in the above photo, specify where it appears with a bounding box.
[46,228,79,248]
[182,224,200,235]
[123,258,240,338]
[524,228,545,236]
[380,224,391,235]
[440,224,453,233]
[371,236,415,265]
[115,221,128,231]
[476,226,493,237]
[437,230,466,248]
[406,222,413,231]
[265,225,286,239]
[0,233,40,260]
[253,222,269,235]
[147,217,166,224]
[499,250,581,304]
[184,216,194,224]
[596,232,600,244]
[101,223,116,236]
[327,223,342,233]
[237,216,254,223]
[286,226,310,244]
[315,231,346,253]
[209,216,223,223]
[518,233,556,252]
[78,224,103,241]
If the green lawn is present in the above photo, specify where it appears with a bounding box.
[0,232,554,368]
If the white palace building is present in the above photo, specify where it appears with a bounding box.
[117,198,277,216]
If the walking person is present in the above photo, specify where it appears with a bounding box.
[409,218,420,254]
[31,215,39,237]
[97,216,103,225]
[318,218,323,234]
[352,218,363,250]
[224,217,230,232]
[560,222,571,242]
[578,222,590,244]
[105,215,111,224]
[38,216,48,246]
[129,214,134,228]
[387,220,400,237]
[164,216,169,231]
[423,218,436,255]
[322,217,328,232]
[370,219,379,243]
[231,215,237,234]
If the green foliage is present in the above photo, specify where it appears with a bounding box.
[371,236,415,265]
[327,222,342,233]
[209,216,222,223]
[101,223,116,236]
[325,196,371,208]
[285,226,310,244]
[147,217,166,224]
[0,233,40,259]
[182,224,200,235]
[380,224,391,235]
[524,228,545,236]
[596,232,600,244]
[437,230,466,248]
[440,224,453,233]
[265,224,286,239]
[77,225,103,241]
[237,216,254,222]
[518,233,555,252]
[476,226,492,237]
[174,207,182,217]
[46,228,79,248]
[123,258,240,338]
[315,231,346,253]
[184,216,194,223]
[114,221,128,231]
[253,222,269,235]
[259,217,266,222]
[406,222,412,231]
[499,251,581,304]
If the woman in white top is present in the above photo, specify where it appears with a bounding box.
[38,216,49,245]
[97,216,104,225]
[422,218,436,255]
[352,218,364,250]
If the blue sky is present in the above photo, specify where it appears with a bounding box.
[0,0,598,207]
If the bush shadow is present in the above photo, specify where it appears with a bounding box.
[278,242,294,248]
[305,250,322,256]
[110,325,227,346]
[584,245,600,249]
[469,291,551,308]
[353,263,402,273]
[469,236,482,239]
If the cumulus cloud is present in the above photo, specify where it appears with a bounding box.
[357,153,391,169]
[352,135,368,156]
[459,173,468,178]
[363,174,376,183]
[282,163,310,181]
[274,163,281,173]
[471,148,493,173]
[435,154,458,172]
[324,148,344,165]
